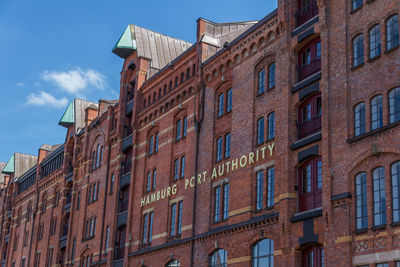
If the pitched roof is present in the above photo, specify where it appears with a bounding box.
[113,25,192,76]
[59,99,98,134]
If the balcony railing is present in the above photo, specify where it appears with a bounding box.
[124,126,133,138]
[118,198,129,213]
[295,0,318,27]
[62,225,69,237]
[298,115,321,139]
[298,58,321,81]
[114,246,125,260]
[121,162,132,176]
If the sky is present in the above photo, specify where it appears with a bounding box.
[0,0,277,163]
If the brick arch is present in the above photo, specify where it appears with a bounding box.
[294,33,320,51]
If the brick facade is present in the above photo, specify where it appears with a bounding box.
[1,0,400,266]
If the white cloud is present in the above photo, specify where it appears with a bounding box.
[41,67,107,95]
[16,82,25,87]
[26,91,68,108]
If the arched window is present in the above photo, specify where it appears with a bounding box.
[354,102,366,136]
[371,95,383,130]
[258,69,265,94]
[298,37,321,80]
[209,249,227,267]
[224,133,231,158]
[392,161,400,223]
[355,172,367,230]
[92,151,96,171]
[96,144,101,168]
[99,146,103,166]
[166,260,180,267]
[389,87,400,123]
[267,112,275,140]
[252,238,273,267]
[54,189,60,206]
[216,137,223,162]
[353,34,364,67]
[218,93,225,117]
[299,157,322,212]
[257,117,265,145]
[373,167,386,226]
[369,24,381,59]
[268,63,275,89]
[386,14,399,51]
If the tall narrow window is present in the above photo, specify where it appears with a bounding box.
[110,174,114,193]
[177,201,183,235]
[96,144,101,168]
[176,120,182,141]
[105,227,110,253]
[252,239,273,267]
[373,167,386,226]
[268,112,275,140]
[173,159,179,181]
[257,118,265,145]
[354,102,366,136]
[71,238,76,263]
[267,167,275,208]
[47,247,53,267]
[146,172,151,192]
[35,252,41,267]
[142,213,148,244]
[215,186,221,222]
[223,184,229,220]
[356,172,368,230]
[258,69,265,94]
[268,63,275,89]
[386,15,399,51]
[256,171,264,210]
[392,162,400,223]
[352,0,362,11]
[170,203,177,236]
[149,136,154,155]
[183,116,187,138]
[389,87,400,123]
[152,170,156,190]
[371,95,383,130]
[218,93,225,117]
[155,132,159,152]
[226,88,232,112]
[180,156,185,178]
[92,151,96,170]
[225,133,231,158]
[148,211,153,243]
[369,24,381,59]
[216,137,223,162]
[353,34,364,67]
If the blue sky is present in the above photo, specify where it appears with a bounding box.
[0,0,277,163]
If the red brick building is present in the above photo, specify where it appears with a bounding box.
[1,0,400,266]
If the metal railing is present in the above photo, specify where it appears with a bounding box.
[298,115,321,139]
[118,199,129,213]
[298,58,321,81]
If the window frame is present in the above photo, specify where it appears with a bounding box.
[369,24,381,59]
[251,238,274,267]
[354,102,366,137]
[386,14,399,51]
[355,172,368,230]
[353,34,364,68]
[370,95,383,130]
[298,157,322,212]
[373,166,386,226]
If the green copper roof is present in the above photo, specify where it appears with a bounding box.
[59,100,75,127]
[2,154,14,174]
[112,25,136,58]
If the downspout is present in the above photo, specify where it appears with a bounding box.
[98,114,113,265]
[190,59,206,267]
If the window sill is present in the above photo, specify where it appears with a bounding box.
[390,222,400,228]
[349,5,362,14]
[371,224,386,231]
[257,91,265,97]
[347,121,400,143]
[351,63,364,71]
[354,228,368,235]
[291,131,322,150]
[367,54,381,63]
[385,44,400,54]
